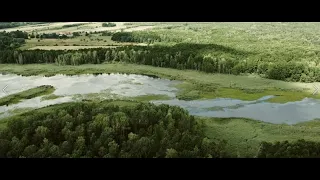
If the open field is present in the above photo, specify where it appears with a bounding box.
[16,23,154,50]
[123,26,155,32]
[0,63,319,103]
[20,33,136,50]
[1,22,156,34]
[0,22,91,33]
[33,22,126,34]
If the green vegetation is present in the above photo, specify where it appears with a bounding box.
[19,35,133,50]
[110,23,320,82]
[6,22,319,83]
[0,31,28,50]
[62,23,86,28]
[101,31,114,36]
[203,117,320,157]
[3,40,320,82]
[129,94,172,102]
[0,22,26,29]
[2,99,320,158]
[102,22,116,27]
[0,100,226,158]
[0,63,318,103]
[8,108,35,114]
[40,94,62,101]
[0,22,51,29]
[1,22,320,158]
[36,33,69,39]
[0,85,55,106]
[72,92,171,103]
[258,139,320,158]
[111,32,160,43]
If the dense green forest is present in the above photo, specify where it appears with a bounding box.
[0,101,227,158]
[1,23,320,158]
[0,31,28,50]
[102,22,116,27]
[111,32,161,43]
[258,139,320,158]
[1,43,320,82]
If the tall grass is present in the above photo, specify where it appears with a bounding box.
[0,85,55,106]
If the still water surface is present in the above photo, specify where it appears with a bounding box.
[0,74,319,124]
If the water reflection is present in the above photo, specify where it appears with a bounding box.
[0,73,179,98]
[152,97,320,124]
[1,74,320,124]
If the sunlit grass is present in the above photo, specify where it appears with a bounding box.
[202,117,320,157]
[0,85,55,106]
[129,94,172,102]
[40,94,62,101]
[8,107,35,114]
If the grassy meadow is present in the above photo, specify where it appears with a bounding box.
[203,117,320,157]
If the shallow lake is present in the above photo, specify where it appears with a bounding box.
[151,96,320,124]
[0,73,319,124]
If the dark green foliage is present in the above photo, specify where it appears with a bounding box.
[8,31,28,39]
[258,139,320,158]
[101,31,113,36]
[111,32,161,43]
[111,32,135,42]
[72,32,80,37]
[62,23,86,28]
[0,85,55,106]
[102,22,116,27]
[0,101,227,158]
[0,42,316,82]
[39,33,68,39]
[0,31,27,50]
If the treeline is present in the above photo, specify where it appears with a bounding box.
[102,22,116,27]
[0,101,227,158]
[85,31,114,36]
[0,43,319,82]
[37,33,68,39]
[6,31,28,39]
[258,140,320,158]
[30,32,81,39]
[62,23,86,28]
[0,31,27,50]
[111,32,161,43]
